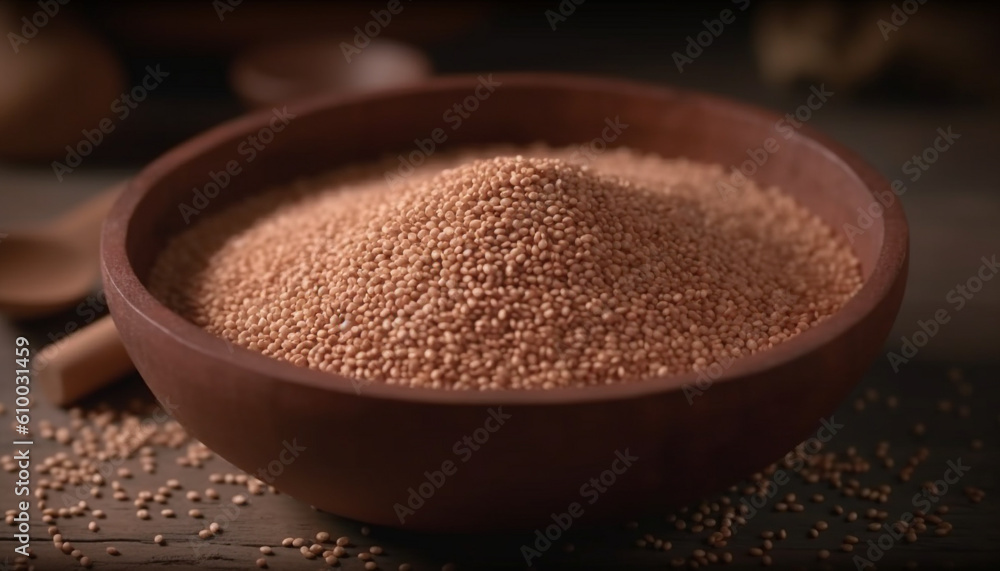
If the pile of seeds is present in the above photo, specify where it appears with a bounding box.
[150,147,861,390]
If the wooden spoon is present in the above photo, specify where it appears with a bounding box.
[37,314,133,407]
[0,185,123,319]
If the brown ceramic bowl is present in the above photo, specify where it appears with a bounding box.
[101,74,907,532]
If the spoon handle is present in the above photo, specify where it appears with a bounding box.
[36,315,134,406]
[51,183,126,246]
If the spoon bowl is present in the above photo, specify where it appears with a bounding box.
[0,234,96,318]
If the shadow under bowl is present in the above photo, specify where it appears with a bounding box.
[101,74,908,532]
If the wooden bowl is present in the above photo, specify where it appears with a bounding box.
[101,74,908,532]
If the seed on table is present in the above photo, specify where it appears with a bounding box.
[365,562,377,570]
[106,547,119,556]
[281,538,294,547]
[912,423,926,436]
[188,509,203,518]
[198,529,213,539]
[161,509,175,518]
[80,556,92,568]
[326,555,339,566]
[292,538,306,547]
[136,509,150,520]
[749,547,763,556]
[815,520,828,531]
[316,531,331,543]
[841,544,854,552]
[232,494,248,505]
[868,523,883,532]
[87,521,98,532]
[808,529,819,539]
[154,534,165,545]
[762,540,773,550]
[205,488,220,499]
[359,552,373,561]
[310,544,324,555]
[370,546,384,555]
[209,522,221,534]
[847,512,858,522]
[61,542,73,554]
[336,536,350,547]
[256,557,268,568]
[817,549,830,560]
[260,546,273,555]
[186,491,201,501]
[92,510,105,519]
[399,565,412,571]
[844,535,859,544]
[301,545,316,559]
[333,546,347,557]
[209,473,224,483]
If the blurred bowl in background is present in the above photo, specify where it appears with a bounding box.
[0,8,125,161]
[229,37,432,109]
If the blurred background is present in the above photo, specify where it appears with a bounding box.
[1,1,998,568]
[1,0,997,361]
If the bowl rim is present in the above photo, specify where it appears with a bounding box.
[102,72,908,406]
